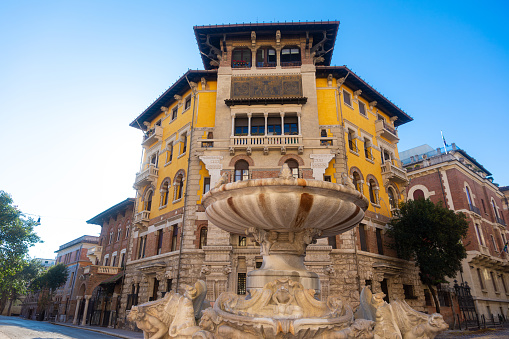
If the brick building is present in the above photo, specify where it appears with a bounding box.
[401,144,509,320]
[119,21,426,328]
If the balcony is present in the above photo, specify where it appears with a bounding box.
[375,120,399,142]
[496,217,507,227]
[141,125,163,147]
[381,160,408,185]
[86,245,103,263]
[133,210,150,231]
[133,164,158,189]
[230,135,303,150]
[83,265,122,276]
[469,204,481,215]
[256,61,276,68]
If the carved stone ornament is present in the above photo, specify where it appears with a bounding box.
[298,145,304,155]
[327,74,333,87]
[229,147,235,156]
[353,90,362,101]
[246,147,252,156]
[174,95,182,104]
[200,77,207,90]
[263,146,269,155]
[369,101,377,110]
[355,287,448,339]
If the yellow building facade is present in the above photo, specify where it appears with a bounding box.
[119,21,423,327]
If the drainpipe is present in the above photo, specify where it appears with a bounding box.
[176,76,199,292]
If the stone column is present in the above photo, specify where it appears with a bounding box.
[280,112,285,134]
[81,295,91,326]
[264,112,268,136]
[231,114,235,136]
[297,112,302,135]
[247,113,252,136]
[72,297,82,325]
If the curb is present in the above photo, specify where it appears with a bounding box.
[50,322,139,339]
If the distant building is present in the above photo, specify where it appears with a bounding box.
[36,258,56,268]
[402,143,509,321]
[119,21,425,328]
[21,235,99,321]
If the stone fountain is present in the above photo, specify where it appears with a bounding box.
[128,165,449,339]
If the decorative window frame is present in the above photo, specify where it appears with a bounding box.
[463,182,476,207]
[349,166,364,194]
[366,174,380,206]
[358,99,368,119]
[177,123,191,158]
[183,95,192,112]
[342,88,354,109]
[164,133,177,166]
[172,169,186,203]
[159,177,172,209]
[407,185,435,201]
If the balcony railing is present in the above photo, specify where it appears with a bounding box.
[256,61,276,68]
[381,160,408,184]
[134,210,150,230]
[232,61,251,68]
[469,204,481,215]
[97,266,122,275]
[134,163,158,189]
[496,217,507,227]
[230,135,302,147]
[281,61,301,67]
[141,125,163,147]
[375,119,399,142]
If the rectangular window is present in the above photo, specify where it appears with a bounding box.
[184,96,191,111]
[478,268,485,290]
[181,134,187,154]
[492,235,498,252]
[359,101,367,116]
[171,226,178,252]
[324,175,331,182]
[501,275,508,294]
[112,255,117,267]
[491,271,498,292]
[157,230,163,255]
[343,90,352,106]
[120,253,125,267]
[256,261,262,268]
[117,228,122,242]
[328,236,337,249]
[237,273,246,295]
[171,107,178,120]
[403,285,416,299]
[166,279,173,292]
[167,143,173,163]
[203,177,210,194]
[359,224,368,251]
[475,224,485,246]
[348,129,357,152]
[438,290,450,307]
[376,229,384,255]
[109,232,113,244]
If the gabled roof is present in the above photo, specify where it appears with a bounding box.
[129,69,218,129]
[194,21,340,70]
[86,198,135,225]
[316,66,413,127]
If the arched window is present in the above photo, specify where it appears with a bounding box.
[234,160,249,182]
[160,181,170,206]
[492,200,500,219]
[352,172,362,193]
[281,46,301,66]
[145,190,153,211]
[199,227,208,249]
[256,46,276,67]
[388,187,397,209]
[368,179,377,204]
[466,186,473,206]
[232,48,252,68]
[413,189,425,200]
[285,159,299,179]
[174,174,184,201]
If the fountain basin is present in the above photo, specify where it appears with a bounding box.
[202,177,369,238]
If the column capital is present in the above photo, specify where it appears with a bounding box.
[247,112,252,117]
[279,111,285,117]
[264,112,269,117]
[84,295,92,300]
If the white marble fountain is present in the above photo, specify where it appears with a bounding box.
[128,165,449,339]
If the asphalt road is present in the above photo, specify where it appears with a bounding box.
[0,316,120,339]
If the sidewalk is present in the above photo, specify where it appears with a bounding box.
[50,322,143,339]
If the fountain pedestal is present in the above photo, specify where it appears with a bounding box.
[246,228,322,292]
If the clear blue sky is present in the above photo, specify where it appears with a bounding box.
[1,0,508,259]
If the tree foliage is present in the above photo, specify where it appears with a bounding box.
[31,263,69,293]
[387,198,469,313]
[0,190,41,313]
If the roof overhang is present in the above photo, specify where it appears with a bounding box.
[316,66,413,127]
[86,198,135,225]
[194,21,340,70]
[129,69,218,130]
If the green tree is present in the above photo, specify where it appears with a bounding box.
[0,259,42,315]
[30,263,68,316]
[0,190,41,313]
[387,198,469,313]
